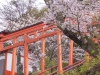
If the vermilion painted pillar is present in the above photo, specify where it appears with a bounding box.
[69,40,73,65]
[24,34,28,75]
[0,40,3,51]
[4,52,7,75]
[57,32,63,74]
[41,31,45,75]
[11,38,17,75]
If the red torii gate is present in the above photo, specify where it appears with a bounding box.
[0,22,82,75]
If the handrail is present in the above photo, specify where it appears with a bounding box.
[36,65,58,75]
[36,59,85,75]
[48,70,58,75]
[63,59,85,73]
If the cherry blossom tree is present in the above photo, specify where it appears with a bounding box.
[43,0,100,57]
[0,0,47,32]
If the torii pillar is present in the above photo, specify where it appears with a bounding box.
[57,31,63,74]
[69,40,73,65]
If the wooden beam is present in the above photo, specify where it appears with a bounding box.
[0,42,24,52]
[0,31,57,52]
[1,23,44,41]
[26,31,57,44]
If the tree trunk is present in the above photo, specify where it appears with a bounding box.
[62,28,100,57]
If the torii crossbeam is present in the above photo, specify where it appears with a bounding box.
[0,22,84,75]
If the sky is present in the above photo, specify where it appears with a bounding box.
[0,0,46,6]
[35,0,46,9]
[0,0,46,31]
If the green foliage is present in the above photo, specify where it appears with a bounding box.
[32,70,49,75]
[26,7,47,20]
[84,0,90,5]
[35,7,47,19]
[95,72,100,75]
[32,70,41,75]
[65,54,100,75]
[62,62,68,67]
[32,56,56,75]
[17,72,24,75]
[45,56,56,69]
[55,12,65,23]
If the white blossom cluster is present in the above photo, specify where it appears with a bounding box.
[44,0,100,33]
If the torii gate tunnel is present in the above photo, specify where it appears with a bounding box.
[0,22,86,75]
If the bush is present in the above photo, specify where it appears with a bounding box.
[65,54,100,75]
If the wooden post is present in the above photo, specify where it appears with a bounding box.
[11,38,17,75]
[41,31,45,75]
[0,40,3,51]
[69,40,73,65]
[4,52,7,75]
[24,34,28,75]
[57,32,63,74]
